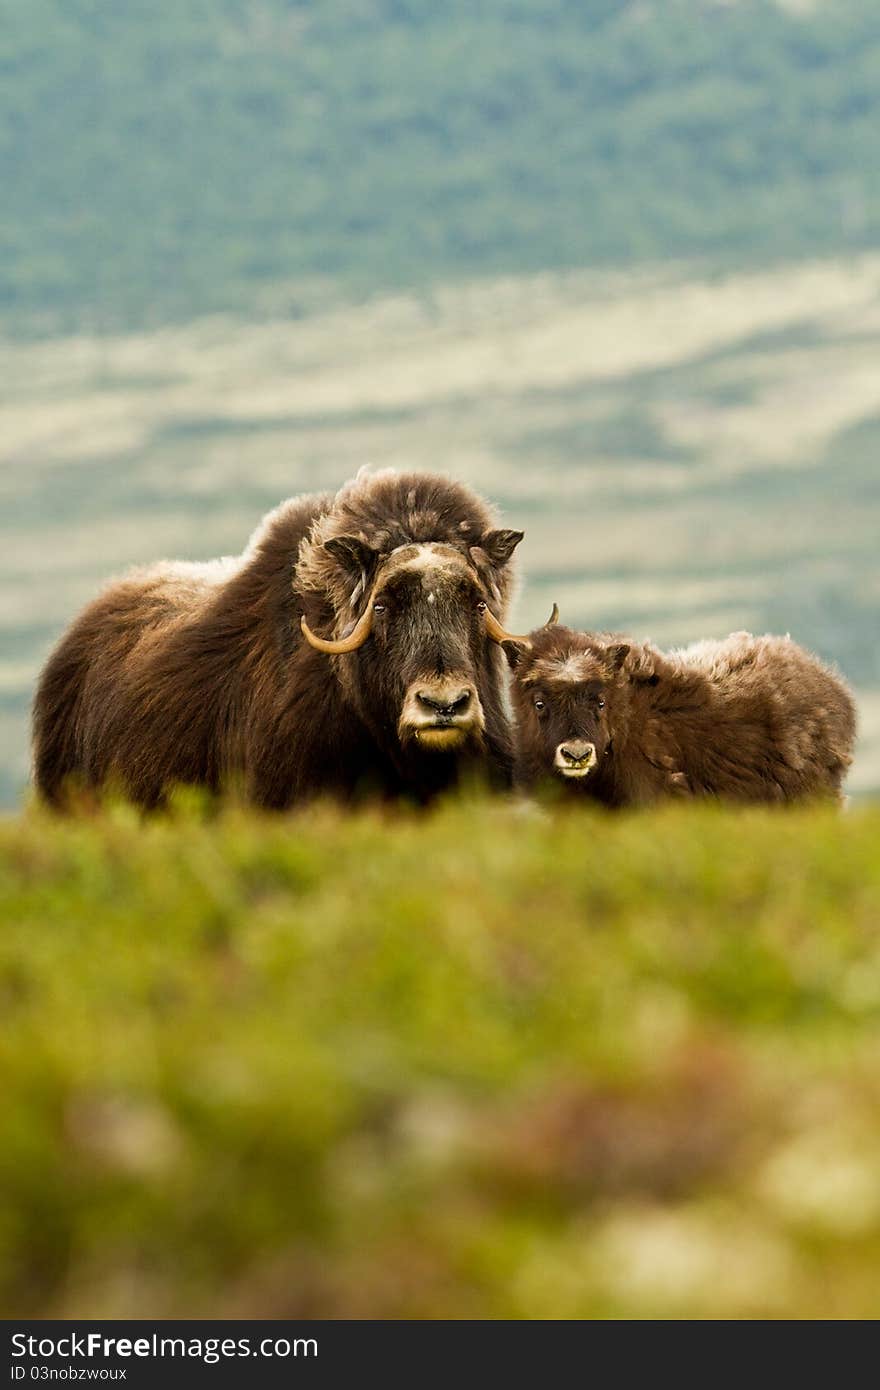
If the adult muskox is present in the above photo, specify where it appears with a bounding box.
[505,624,856,805]
[33,470,529,808]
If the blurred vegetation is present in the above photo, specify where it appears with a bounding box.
[2,796,880,1318]
[4,0,880,332]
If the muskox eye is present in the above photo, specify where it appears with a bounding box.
[372,602,386,614]
[476,600,487,613]
[597,697,605,710]
[534,699,545,711]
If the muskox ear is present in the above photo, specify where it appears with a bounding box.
[607,643,631,673]
[501,639,529,672]
[478,528,524,568]
[323,535,378,605]
[323,534,375,572]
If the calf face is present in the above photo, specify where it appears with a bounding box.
[504,628,630,786]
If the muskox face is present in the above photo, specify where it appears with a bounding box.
[301,531,524,760]
[504,632,631,784]
[370,547,493,752]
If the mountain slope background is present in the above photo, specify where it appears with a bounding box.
[3,0,880,331]
[2,0,879,803]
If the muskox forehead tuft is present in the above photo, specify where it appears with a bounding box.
[404,508,442,537]
[526,651,601,684]
[387,542,477,581]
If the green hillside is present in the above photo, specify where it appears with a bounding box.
[2,797,880,1318]
[3,0,880,331]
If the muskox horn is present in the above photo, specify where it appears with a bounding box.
[545,602,560,627]
[483,606,531,645]
[300,603,373,654]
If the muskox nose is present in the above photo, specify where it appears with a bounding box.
[400,679,483,749]
[559,740,595,765]
[417,687,472,718]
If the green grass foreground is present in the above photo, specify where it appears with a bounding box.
[1,797,879,1319]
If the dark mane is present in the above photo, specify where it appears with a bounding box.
[33,472,522,808]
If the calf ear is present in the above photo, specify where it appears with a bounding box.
[501,639,529,671]
[607,643,631,672]
[323,535,378,605]
[478,528,524,567]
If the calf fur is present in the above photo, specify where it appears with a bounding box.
[505,626,856,806]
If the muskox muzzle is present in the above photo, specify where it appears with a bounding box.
[398,677,484,750]
[554,739,597,778]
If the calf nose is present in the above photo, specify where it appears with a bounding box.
[560,740,594,765]
[417,688,472,718]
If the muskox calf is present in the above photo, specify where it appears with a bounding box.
[33,469,528,808]
[504,624,856,805]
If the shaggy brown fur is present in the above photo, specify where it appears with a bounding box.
[33,470,525,808]
[505,625,856,806]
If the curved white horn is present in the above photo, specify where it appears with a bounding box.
[483,607,530,645]
[300,604,373,654]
